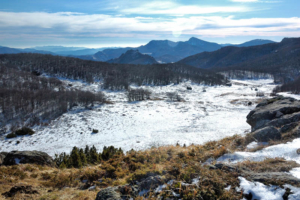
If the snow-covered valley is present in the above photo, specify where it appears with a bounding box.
[0,79,277,156]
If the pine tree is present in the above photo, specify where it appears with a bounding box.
[84,145,91,163]
[90,145,99,164]
[79,148,87,166]
[69,147,82,168]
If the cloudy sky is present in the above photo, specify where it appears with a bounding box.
[0,0,300,48]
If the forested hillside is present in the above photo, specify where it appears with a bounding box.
[0,64,105,129]
[0,53,226,129]
[178,37,300,83]
[0,53,226,90]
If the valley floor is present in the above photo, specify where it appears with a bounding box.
[0,79,276,156]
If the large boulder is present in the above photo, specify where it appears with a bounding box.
[247,97,300,131]
[3,151,55,167]
[251,126,281,142]
[95,187,121,200]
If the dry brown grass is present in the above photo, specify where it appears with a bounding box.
[1,133,295,200]
[237,158,300,173]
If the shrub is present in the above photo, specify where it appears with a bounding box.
[256,91,265,97]
[92,129,99,133]
[6,132,17,139]
[127,88,152,102]
[15,127,35,136]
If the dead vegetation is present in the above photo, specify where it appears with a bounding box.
[0,133,299,199]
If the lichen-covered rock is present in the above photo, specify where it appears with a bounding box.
[95,187,121,200]
[3,151,55,167]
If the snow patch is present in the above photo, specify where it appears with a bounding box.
[238,177,285,200]
[217,138,300,164]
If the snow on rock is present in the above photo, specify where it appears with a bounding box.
[0,79,277,156]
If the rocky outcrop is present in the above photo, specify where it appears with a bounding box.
[2,151,55,167]
[245,96,300,142]
[247,96,300,131]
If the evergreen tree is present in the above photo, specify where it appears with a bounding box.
[90,145,99,164]
[79,148,87,166]
[69,147,82,168]
[84,145,91,163]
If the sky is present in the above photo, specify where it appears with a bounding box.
[0,0,300,48]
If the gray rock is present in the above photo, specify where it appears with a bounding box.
[247,97,300,131]
[3,151,55,167]
[138,175,164,191]
[251,126,281,142]
[95,187,121,200]
[267,112,300,129]
[280,122,299,134]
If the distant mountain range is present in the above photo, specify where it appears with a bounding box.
[74,38,276,63]
[0,38,276,63]
[107,49,158,65]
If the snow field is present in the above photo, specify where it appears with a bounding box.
[0,79,276,157]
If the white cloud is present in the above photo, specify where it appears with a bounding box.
[0,11,299,39]
[120,1,250,15]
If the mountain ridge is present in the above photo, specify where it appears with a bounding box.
[107,49,158,65]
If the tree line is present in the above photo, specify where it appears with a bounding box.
[273,77,300,94]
